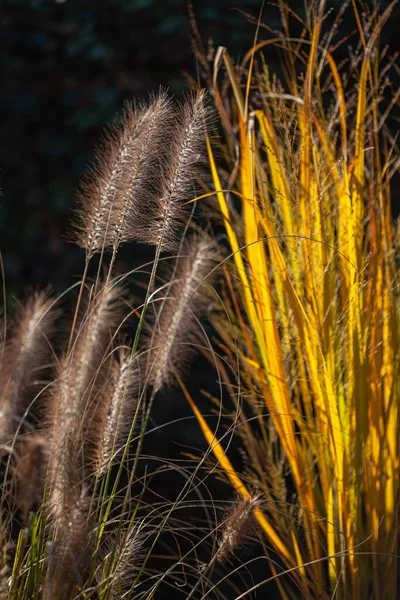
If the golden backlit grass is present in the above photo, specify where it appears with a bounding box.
[185,2,400,597]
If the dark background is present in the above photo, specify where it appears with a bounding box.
[1,1,399,597]
[1,0,398,299]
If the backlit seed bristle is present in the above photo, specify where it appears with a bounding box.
[0,292,56,443]
[147,235,217,392]
[68,281,122,401]
[46,359,84,522]
[90,348,140,477]
[72,91,173,255]
[136,90,211,251]
[98,527,144,600]
[217,494,261,563]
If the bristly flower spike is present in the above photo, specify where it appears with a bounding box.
[217,493,261,563]
[90,347,139,477]
[0,291,56,443]
[44,485,93,600]
[46,281,122,520]
[72,91,173,256]
[97,526,144,600]
[147,234,218,392]
[135,90,211,251]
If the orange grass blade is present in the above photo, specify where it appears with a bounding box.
[176,373,293,564]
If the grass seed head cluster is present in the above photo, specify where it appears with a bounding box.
[0,90,223,599]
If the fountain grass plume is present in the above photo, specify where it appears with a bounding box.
[89,347,140,478]
[72,91,173,256]
[46,281,123,521]
[0,292,56,444]
[136,90,212,252]
[146,234,218,393]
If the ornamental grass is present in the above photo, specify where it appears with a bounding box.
[1,2,399,599]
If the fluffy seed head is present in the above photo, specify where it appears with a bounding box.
[0,292,56,443]
[44,485,93,600]
[217,494,261,563]
[97,526,144,600]
[90,347,140,477]
[72,91,173,255]
[135,90,211,251]
[147,235,218,392]
[46,281,123,520]
[12,433,48,522]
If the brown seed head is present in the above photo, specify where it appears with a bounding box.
[89,347,140,477]
[46,281,123,520]
[0,292,56,443]
[133,90,212,251]
[72,91,173,255]
[97,526,144,600]
[147,234,218,392]
[217,493,261,563]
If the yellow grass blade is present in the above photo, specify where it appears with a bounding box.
[199,3,400,596]
[256,111,293,236]
[177,373,293,563]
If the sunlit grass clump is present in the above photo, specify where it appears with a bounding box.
[185,1,400,597]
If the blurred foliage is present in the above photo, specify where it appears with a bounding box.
[0,0,399,297]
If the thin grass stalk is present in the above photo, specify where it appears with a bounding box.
[96,254,160,546]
